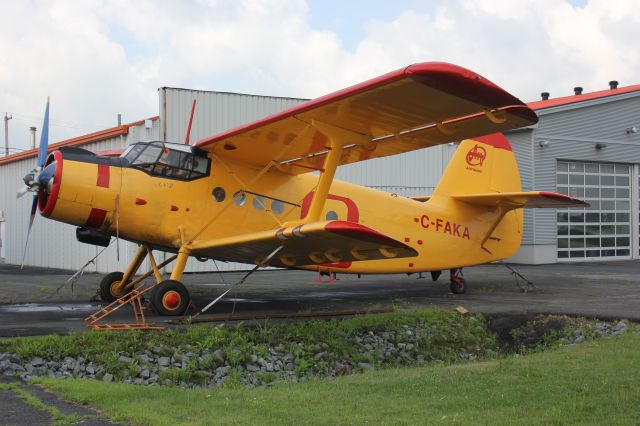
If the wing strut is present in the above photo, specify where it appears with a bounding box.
[290,120,369,225]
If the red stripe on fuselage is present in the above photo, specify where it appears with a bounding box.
[85,208,107,228]
[97,164,110,188]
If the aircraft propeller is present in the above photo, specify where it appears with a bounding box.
[17,97,52,268]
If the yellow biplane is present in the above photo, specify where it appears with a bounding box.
[19,62,587,316]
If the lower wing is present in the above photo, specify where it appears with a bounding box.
[190,220,418,268]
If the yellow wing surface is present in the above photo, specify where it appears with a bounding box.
[191,221,418,268]
[452,192,589,209]
[194,62,539,174]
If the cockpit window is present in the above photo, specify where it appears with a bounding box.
[131,142,163,172]
[123,144,145,163]
[126,141,210,181]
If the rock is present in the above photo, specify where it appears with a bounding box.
[158,357,171,367]
[213,349,225,364]
[118,355,133,364]
[257,357,268,368]
[140,368,150,379]
[9,363,25,372]
[137,354,151,364]
[216,365,231,375]
[103,373,114,382]
[614,321,628,332]
[246,364,260,372]
[405,343,415,351]
[285,362,295,371]
[314,352,325,361]
[30,357,45,367]
[250,354,258,363]
[86,365,96,375]
[574,335,586,344]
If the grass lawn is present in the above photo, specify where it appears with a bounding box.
[36,332,640,425]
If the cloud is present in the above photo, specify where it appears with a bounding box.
[1,0,638,152]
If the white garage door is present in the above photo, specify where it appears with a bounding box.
[556,161,631,260]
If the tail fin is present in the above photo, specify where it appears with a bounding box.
[432,133,521,198]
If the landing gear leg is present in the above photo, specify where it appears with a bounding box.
[150,247,192,316]
[449,268,466,294]
[99,245,147,302]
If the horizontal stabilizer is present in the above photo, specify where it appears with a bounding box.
[452,191,589,209]
[191,221,418,268]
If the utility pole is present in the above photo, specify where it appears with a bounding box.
[3,112,12,157]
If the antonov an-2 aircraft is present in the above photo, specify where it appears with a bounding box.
[19,62,587,316]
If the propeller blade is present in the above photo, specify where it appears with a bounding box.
[20,195,38,269]
[16,185,30,198]
[36,97,50,168]
[21,98,50,270]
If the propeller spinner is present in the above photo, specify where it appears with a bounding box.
[18,97,51,268]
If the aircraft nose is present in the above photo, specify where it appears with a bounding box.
[38,160,57,192]
[38,151,63,217]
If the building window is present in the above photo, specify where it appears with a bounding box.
[556,160,631,260]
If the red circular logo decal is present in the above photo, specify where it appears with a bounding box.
[466,144,487,167]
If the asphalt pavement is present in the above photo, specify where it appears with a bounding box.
[0,260,639,336]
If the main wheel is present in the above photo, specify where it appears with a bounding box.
[150,280,190,316]
[99,272,129,303]
[449,276,467,294]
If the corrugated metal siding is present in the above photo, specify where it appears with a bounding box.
[160,88,306,144]
[335,143,456,198]
[0,121,159,272]
[505,129,535,244]
[532,94,640,245]
[536,95,640,142]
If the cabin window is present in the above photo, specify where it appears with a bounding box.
[127,142,210,181]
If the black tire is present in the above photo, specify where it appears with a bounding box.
[99,272,128,303]
[449,277,467,294]
[150,280,190,316]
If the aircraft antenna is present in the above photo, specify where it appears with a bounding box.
[184,99,197,145]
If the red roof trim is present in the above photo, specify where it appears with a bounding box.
[527,84,640,110]
[0,116,158,166]
[195,62,529,149]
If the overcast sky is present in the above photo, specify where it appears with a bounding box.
[1,0,638,152]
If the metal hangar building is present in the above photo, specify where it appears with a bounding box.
[0,83,638,272]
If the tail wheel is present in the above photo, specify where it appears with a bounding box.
[99,272,129,303]
[449,276,467,294]
[151,280,190,316]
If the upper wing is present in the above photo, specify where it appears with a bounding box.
[190,220,418,268]
[195,62,538,174]
[452,192,589,208]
